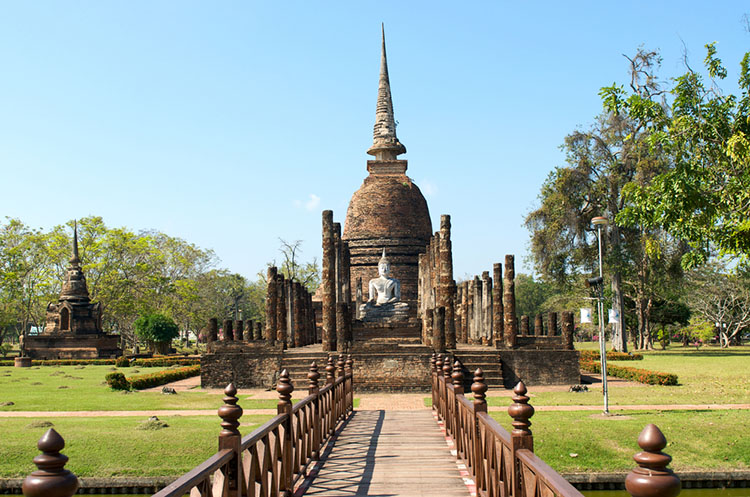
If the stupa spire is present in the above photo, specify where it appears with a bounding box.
[367,24,406,161]
[70,221,80,267]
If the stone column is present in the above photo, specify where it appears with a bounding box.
[520,315,530,336]
[342,242,351,305]
[355,277,363,320]
[547,312,558,337]
[294,283,305,348]
[322,211,336,352]
[418,253,425,320]
[336,303,347,353]
[473,276,482,344]
[534,314,543,336]
[223,320,233,341]
[562,311,575,350]
[503,255,518,347]
[425,308,434,349]
[333,222,342,304]
[208,318,218,343]
[276,274,287,347]
[234,320,243,341]
[466,279,475,344]
[493,263,505,348]
[481,271,492,345]
[439,216,456,350]
[254,321,262,341]
[460,281,469,343]
[446,281,457,349]
[433,306,446,353]
[244,320,253,341]
[286,279,294,347]
[265,267,278,343]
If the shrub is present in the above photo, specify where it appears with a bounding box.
[105,372,130,390]
[126,365,201,390]
[115,356,130,368]
[580,359,678,386]
[132,357,199,367]
[579,350,643,361]
[0,357,199,367]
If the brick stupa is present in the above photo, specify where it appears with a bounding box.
[343,26,432,311]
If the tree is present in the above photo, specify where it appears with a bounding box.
[134,313,179,354]
[274,239,320,293]
[606,44,750,268]
[514,274,555,320]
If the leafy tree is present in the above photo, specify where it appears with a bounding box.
[514,274,555,320]
[273,239,320,293]
[134,313,179,354]
[605,44,750,267]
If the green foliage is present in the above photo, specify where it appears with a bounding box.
[684,318,716,349]
[514,274,556,319]
[580,359,677,385]
[134,313,179,345]
[115,356,130,367]
[104,372,129,390]
[126,365,201,390]
[579,350,643,361]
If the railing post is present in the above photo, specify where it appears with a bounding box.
[337,354,345,420]
[625,424,681,497]
[442,358,452,422]
[325,355,336,436]
[435,353,444,417]
[308,362,321,461]
[326,355,335,385]
[218,383,243,497]
[471,368,488,492]
[430,353,437,409]
[345,355,354,412]
[22,429,79,497]
[277,370,294,497]
[508,381,534,497]
[451,360,464,453]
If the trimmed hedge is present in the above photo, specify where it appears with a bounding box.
[579,350,643,361]
[580,359,678,386]
[105,372,130,390]
[126,365,201,390]
[0,357,199,367]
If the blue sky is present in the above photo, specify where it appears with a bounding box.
[1,2,748,280]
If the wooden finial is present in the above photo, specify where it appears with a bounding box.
[436,353,444,373]
[508,381,534,437]
[218,383,243,439]
[451,360,464,392]
[442,356,452,380]
[22,429,79,497]
[326,355,335,384]
[337,354,345,378]
[430,353,437,373]
[471,368,487,409]
[277,370,294,411]
[625,424,681,497]
[345,355,353,375]
[308,361,320,393]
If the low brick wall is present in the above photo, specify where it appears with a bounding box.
[350,350,431,392]
[201,342,284,388]
[498,349,580,388]
[24,334,121,359]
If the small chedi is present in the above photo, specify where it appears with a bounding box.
[23,224,121,360]
[360,249,409,322]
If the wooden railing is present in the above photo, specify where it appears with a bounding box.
[431,352,681,497]
[21,355,354,497]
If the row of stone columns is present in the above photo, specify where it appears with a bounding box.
[418,215,456,351]
[262,266,317,348]
[322,210,352,352]
[206,318,263,342]
[517,311,575,348]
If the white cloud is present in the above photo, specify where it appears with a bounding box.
[420,180,438,197]
[294,194,321,211]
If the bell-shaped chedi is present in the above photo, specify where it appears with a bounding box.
[343,26,432,310]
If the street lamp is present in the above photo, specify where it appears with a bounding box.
[591,216,609,414]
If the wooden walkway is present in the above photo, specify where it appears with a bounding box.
[300,409,471,496]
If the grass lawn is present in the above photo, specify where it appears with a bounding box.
[490,409,750,473]
[487,346,750,407]
[0,366,301,411]
[0,414,271,477]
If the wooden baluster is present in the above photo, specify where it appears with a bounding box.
[452,360,464,394]
[336,354,345,420]
[308,362,321,461]
[451,361,464,456]
[325,356,336,435]
[471,368,488,492]
[508,381,534,497]
[625,424,681,497]
[442,358,453,422]
[435,354,444,416]
[326,355,335,385]
[22,429,79,497]
[345,355,354,412]
[277,370,294,497]
[218,383,243,497]
[430,353,438,409]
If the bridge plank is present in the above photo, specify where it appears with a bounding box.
[303,410,470,496]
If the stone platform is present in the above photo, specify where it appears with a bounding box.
[24,334,121,360]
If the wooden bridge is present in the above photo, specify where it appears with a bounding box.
[21,354,681,497]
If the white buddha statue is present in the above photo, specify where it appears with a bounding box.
[368,249,401,304]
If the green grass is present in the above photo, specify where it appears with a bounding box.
[489,409,750,473]
[0,415,271,477]
[487,346,750,407]
[0,366,305,411]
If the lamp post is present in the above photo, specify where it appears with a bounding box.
[592,216,609,414]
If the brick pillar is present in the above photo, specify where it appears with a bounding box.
[473,276,482,344]
[294,283,305,348]
[425,308,434,349]
[438,216,455,349]
[223,320,233,341]
[446,281,457,349]
[461,281,469,343]
[254,321,262,341]
[503,255,518,347]
[208,318,218,343]
[467,279,475,344]
[418,253,425,321]
[265,267,277,343]
[548,311,558,337]
[562,311,575,350]
[355,277,363,320]
[244,320,253,341]
[234,320,243,341]
[533,314,542,336]
[520,315,530,336]
[481,271,492,345]
[276,274,287,347]
[333,222,342,304]
[494,263,505,348]
[336,303,347,353]
[322,211,336,351]
[342,242,351,305]
[433,306,446,353]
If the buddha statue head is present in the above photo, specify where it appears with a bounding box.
[378,249,392,278]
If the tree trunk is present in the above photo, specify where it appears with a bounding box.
[611,270,627,352]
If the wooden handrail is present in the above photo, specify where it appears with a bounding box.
[516,449,583,497]
[151,449,234,497]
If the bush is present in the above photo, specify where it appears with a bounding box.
[105,372,130,390]
[0,357,199,368]
[579,350,643,361]
[115,356,130,368]
[580,359,678,386]
[126,365,201,390]
[132,357,199,367]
